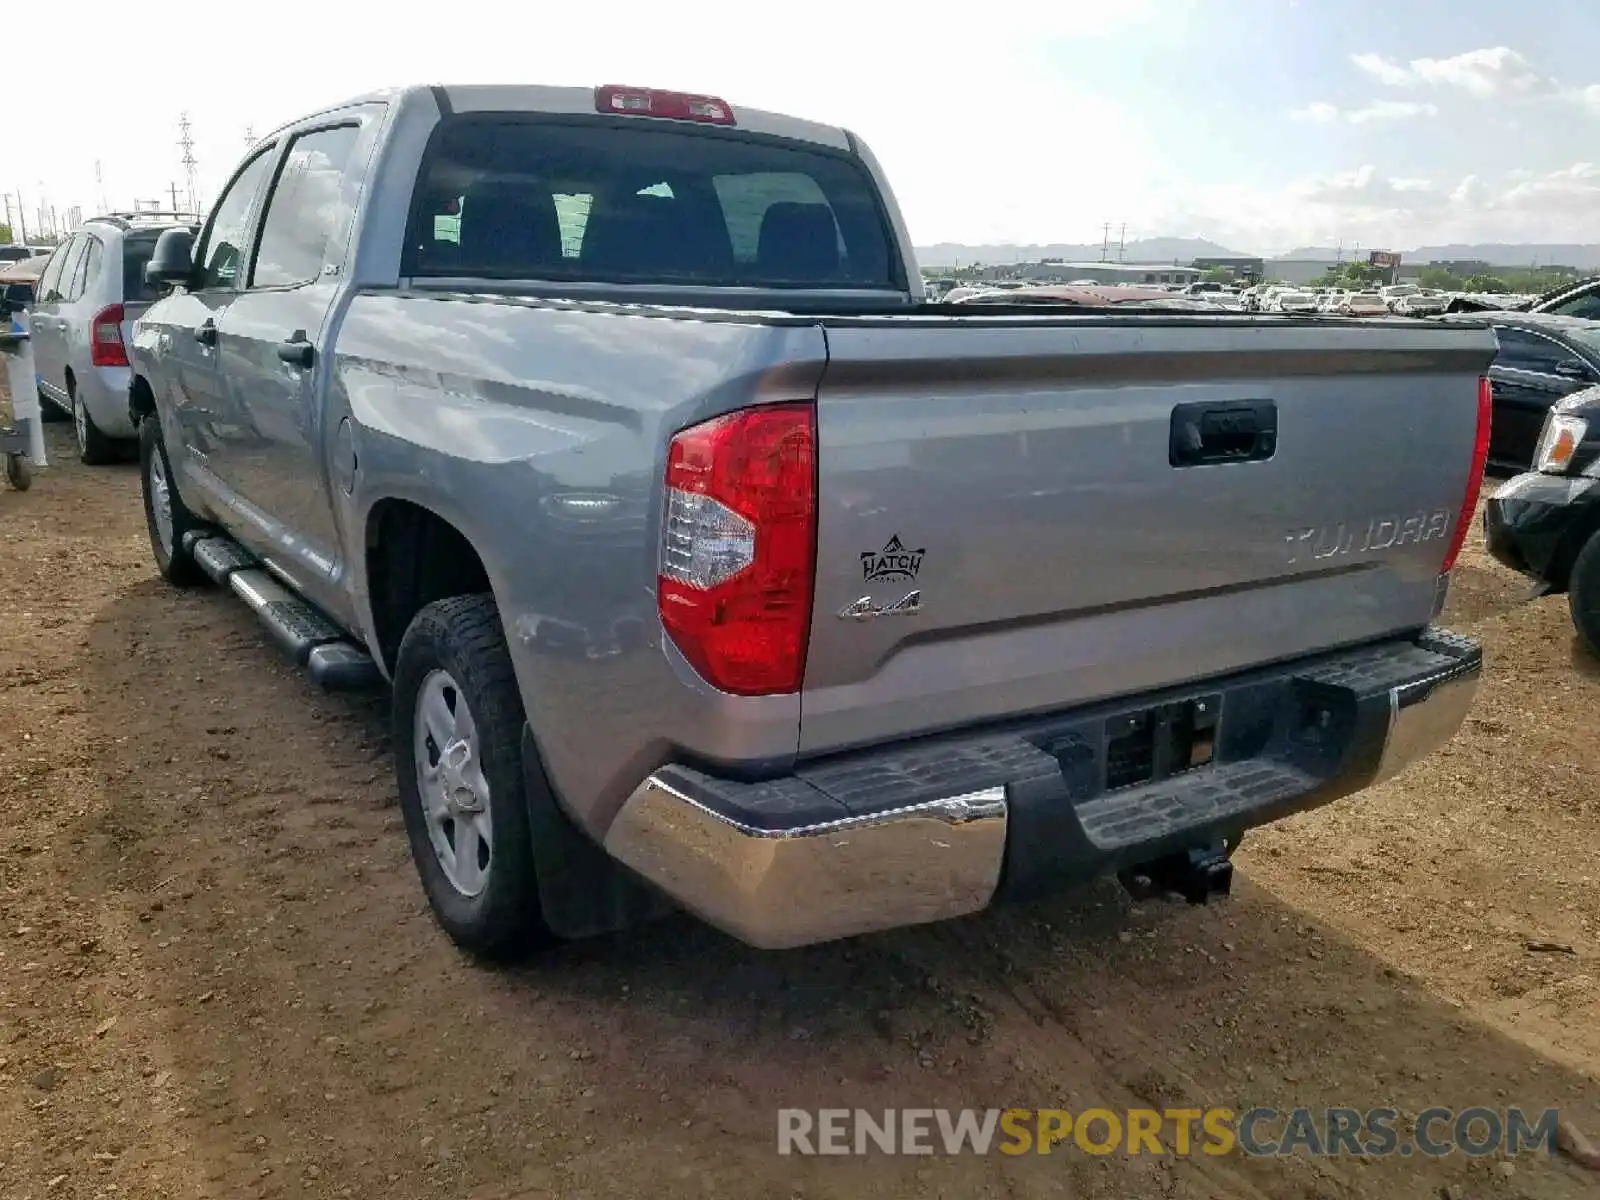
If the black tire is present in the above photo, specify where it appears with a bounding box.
[392,594,553,960]
[1568,530,1600,656]
[70,380,121,466]
[138,415,206,587]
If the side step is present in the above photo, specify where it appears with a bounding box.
[182,532,382,691]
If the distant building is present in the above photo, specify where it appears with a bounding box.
[1264,259,1339,285]
[1002,260,1202,286]
[1427,260,1492,277]
[1191,256,1264,282]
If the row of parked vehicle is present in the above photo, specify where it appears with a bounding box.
[0,211,200,464]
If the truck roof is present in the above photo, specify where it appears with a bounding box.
[267,83,854,153]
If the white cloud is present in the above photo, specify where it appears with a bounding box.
[1290,102,1339,123]
[1289,99,1437,125]
[1346,100,1439,124]
[1350,47,1553,98]
[1350,53,1416,88]
[1166,161,1600,251]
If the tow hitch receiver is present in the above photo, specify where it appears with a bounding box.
[1118,840,1235,905]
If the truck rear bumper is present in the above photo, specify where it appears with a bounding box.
[603,627,1481,949]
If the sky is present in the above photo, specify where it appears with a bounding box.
[8,0,1600,255]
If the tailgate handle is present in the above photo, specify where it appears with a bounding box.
[1169,400,1277,468]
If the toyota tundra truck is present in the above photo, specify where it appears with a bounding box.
[127,82,1495,958]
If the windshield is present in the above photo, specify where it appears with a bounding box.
[404,115,899,290]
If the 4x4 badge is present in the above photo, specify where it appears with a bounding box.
[838,591,922,621]
[860,534,925,583]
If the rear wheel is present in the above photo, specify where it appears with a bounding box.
[1567,530,1600,656]
[71,381,120,465]
[139,416,205,586]
[392,594,552,960]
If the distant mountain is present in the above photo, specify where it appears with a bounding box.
[1408,244,1600,270]
[1270,244,1600,270]
[915,237,1245,268]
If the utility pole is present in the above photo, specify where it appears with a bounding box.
[15,191,27,244]
[1100,222,1111,262]
[1117,223,1126,263]
[168,181,182,211]
[244,124,255,145]
[178,112,201,214]
[95,160,108,215]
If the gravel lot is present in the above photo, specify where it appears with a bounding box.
[1,425,1598,1199]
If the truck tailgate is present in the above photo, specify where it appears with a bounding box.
[799,316,1497,754]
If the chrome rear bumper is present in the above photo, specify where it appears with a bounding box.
[604,627,1481,950]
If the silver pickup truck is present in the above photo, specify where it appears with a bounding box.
[128,82,1496,958]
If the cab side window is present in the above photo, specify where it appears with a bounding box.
[195,148,277,291]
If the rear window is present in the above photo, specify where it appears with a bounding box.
[122,232,166,301]
[403,116,899,290]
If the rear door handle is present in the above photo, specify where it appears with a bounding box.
[194,320,216,346]
[276,335,314,369]
[1169,400,1278,467]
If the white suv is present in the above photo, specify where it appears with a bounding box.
[30,212,199,463]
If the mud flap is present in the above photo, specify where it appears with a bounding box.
[520,725,674,940]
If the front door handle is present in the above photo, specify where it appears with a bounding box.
[276,335,314,369]
[194,320,216,346]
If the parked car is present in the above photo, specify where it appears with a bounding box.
[0,244,49,264]
[1339,292,1389,317]
[129,82,1491,959]
[29,212,199,463]
[1391,289,1448,316]
[1484,383,1600,652]
[1271,290,1319,314]
[1435,312,1600,472]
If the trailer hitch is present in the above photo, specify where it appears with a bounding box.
[1118,840,1235,905]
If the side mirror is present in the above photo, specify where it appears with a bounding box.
[146,227,196,289]
[1555,358,1594,381]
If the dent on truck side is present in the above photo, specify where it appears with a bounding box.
[332,293,830,839]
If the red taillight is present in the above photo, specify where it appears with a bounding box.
[90,304,128,368]
[657,403,816,695]
[595,84,736,126]
[1440,375,1492,575]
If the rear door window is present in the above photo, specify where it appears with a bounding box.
[53,237,87,303]
[404,116,897,289]
[250,124,362,289]
[1493,327,1569,375]
[35,243,68,302]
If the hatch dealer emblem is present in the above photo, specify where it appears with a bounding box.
[861,534,925,583]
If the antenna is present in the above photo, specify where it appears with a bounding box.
[178,112,202,214]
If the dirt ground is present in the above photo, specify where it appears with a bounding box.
[2,421,1598,1200]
